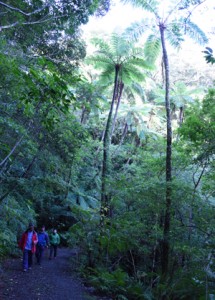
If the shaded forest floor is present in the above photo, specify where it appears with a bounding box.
[0,248,107,300]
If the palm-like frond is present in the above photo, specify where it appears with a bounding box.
[110,33,131,59]
[125,21,149,42]
[144,34,161,63]
[85,55,113,68]
[127,57,153,70]
[124,82,146,103]
[170,81,203,107]
[183,19,208,45]
[203,47,215,64]
[166,22,184,49]
[122,0,159,17]
[152,81,202,108]
[100,64,115,80]
[122,63,146,83]
[152,87,165,104]
[90,37,111,54]
[131,82,146,99]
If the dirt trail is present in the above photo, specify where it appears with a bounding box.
[0,248,95,300]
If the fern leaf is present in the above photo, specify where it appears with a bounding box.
[122,0,159,16]
[183,19,208,45]
[144,34,161,63]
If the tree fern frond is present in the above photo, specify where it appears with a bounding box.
[183,19,208,45]
[127,57,153,70]
[122,64,146,83]
[125,21,147,42]
[97,79,113,91]
[129,82,146,100]
[85,55,113,68]
[110,33,130,57]
[166,22,184,49]
[144,34,161,63]
[122,0,159,17]
[90,37,111,53]
[96,49,115,62]
[100,66,115,80]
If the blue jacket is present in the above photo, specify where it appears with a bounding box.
[37,232,49,248]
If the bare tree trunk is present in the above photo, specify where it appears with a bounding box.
[111,81,124,139]
[80,106,86,124]
[100,64,120,226]
[159,23,172,276]
[176,107,184,141]
[178,106,184,126]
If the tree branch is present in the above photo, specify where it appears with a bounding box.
[192,163,207,190]
[184,0,207,25]
[0,136,24,168]
[0,1,48,16]
[0,22,19,30]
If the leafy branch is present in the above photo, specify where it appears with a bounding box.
[203,47,215,64]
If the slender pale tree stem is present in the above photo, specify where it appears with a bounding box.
[159,22,172,276]
[0,136,23,168]
[100,64,120,225]
[111,81,124,139]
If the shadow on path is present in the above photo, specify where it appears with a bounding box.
[0,248,96,300]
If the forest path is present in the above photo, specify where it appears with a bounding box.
[0,247,96,300]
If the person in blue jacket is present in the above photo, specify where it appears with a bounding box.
[35,225,49,265]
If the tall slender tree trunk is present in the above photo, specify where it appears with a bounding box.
[159,23,172,276]
[80,106,86,124]
[178,106,184,126]
[111,81,124,139]
[100,64,120,226]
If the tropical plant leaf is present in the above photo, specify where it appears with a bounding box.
[122,0,159,16]
[183,19,208,45]
[166,21,184,48]
[144,34,161,63]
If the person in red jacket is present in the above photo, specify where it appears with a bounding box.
[18,222,38,272]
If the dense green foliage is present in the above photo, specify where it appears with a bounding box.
[0,0,215,299]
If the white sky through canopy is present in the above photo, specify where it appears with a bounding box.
[82,0,215,47]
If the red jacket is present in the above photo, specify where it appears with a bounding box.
[18,230,38,253]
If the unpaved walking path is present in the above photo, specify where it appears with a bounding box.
[0,248,95,300]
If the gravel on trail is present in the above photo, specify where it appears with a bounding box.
[0,247,98,300]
